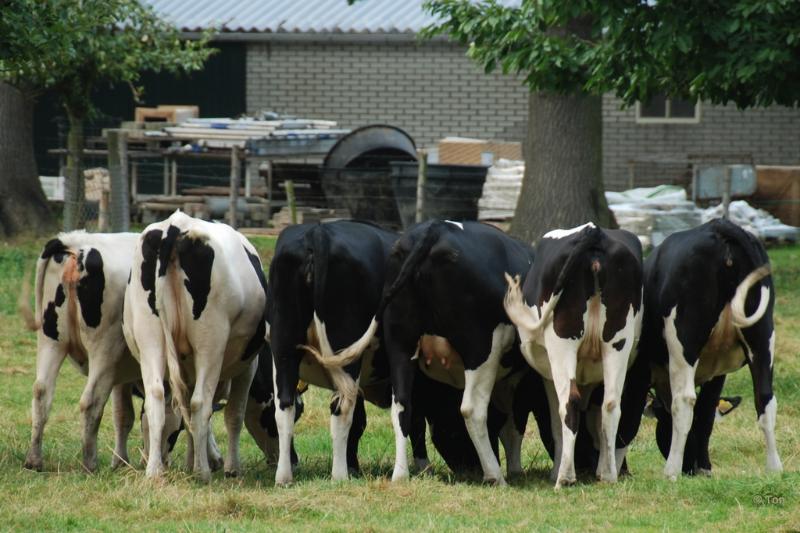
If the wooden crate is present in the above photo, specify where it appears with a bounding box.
[135,105,199,123]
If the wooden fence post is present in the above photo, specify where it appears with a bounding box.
[285,180,297,224]
[415,149,428,223]
[229,146,241,227]
[107,129,130,232]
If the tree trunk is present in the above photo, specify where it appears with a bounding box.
[62,105,86,231]
[0,83,56,238]
[509,91,615,244]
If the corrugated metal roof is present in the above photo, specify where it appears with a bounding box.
[143,0,445,34]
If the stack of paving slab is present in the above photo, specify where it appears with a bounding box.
[477,158,524,220]
[606,185,702,248]
[477,159,799,245]
[700,200,799,242]
[609,185,799,247]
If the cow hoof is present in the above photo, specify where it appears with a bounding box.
[196,471,212,484]
[507,468,524,479]
[599,472,618,483]
[483,477,507,487]
[766,459,783,473]
[696,468,712,477]
[209,456,224,472]
[224,470,239,479]
[23,458,43,472]
[275,470,294,487]
[391,468,409,482]
[413,458,431,475]
[145,463,165,479]
[111,455,129,470]
[555,477,576,490]
[82,461,98,474]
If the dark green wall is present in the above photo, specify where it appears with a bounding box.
[33,42,246,177]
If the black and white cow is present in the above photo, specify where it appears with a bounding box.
[268,220,398,485]
[124,211,266,482]
[22,232,142,472]
[640,218,782,480]
[340,220,535,485]
[505,223,644,488]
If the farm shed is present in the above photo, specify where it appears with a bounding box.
[31,0,800,193]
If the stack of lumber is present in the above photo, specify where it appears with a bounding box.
[137,194,272,226]
[270,206,351,227]
[183,185,269,197]
[141,117,349,149]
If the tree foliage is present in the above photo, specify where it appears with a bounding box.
[0,0,212,107]
[422,0,800,109]
[0,0,213,231]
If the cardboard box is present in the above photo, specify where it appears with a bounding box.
[437,137,522,166]
[753,166,800,227]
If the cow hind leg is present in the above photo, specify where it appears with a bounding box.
[111,383,134,469]
[25,343,67,471]
[544,332,580,489]
[693,374,725,475]
[79,361,116,472]
[272,356,297,486]
[387,339,418,483]
[543,380,563,482]
[222,358,256,477]
[460,327,508,486]
[663,307,698,481]
[140,347,169,478]
[347,395,367,476]
[329,374,358,481]
[598,334,633,482]
[746,330,782,473]
[208,426,224,472]
[499,415,524,478]
[188,360,223,483]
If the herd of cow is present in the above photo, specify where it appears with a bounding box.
[20,210,783,489]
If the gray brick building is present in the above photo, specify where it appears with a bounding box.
[148,0,800,191]
[245,41,529,150]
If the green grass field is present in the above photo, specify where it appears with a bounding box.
[0,235,797,531]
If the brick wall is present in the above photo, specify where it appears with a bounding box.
[602,95,800,191]
[246,42,800,191]
[246,41,529,149]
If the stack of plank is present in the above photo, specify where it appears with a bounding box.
[137,195,271,226]
[270,206,351,228]
[141,117,350,149]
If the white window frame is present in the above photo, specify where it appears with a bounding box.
[635,98,702,124]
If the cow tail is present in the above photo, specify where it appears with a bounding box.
[731,265,771,328]
[504,225,604,338]
[711,220,772,328]
[377,221,446,317]
[19,260,46,331]
[154,226,191,418]
[298,224,378,374]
